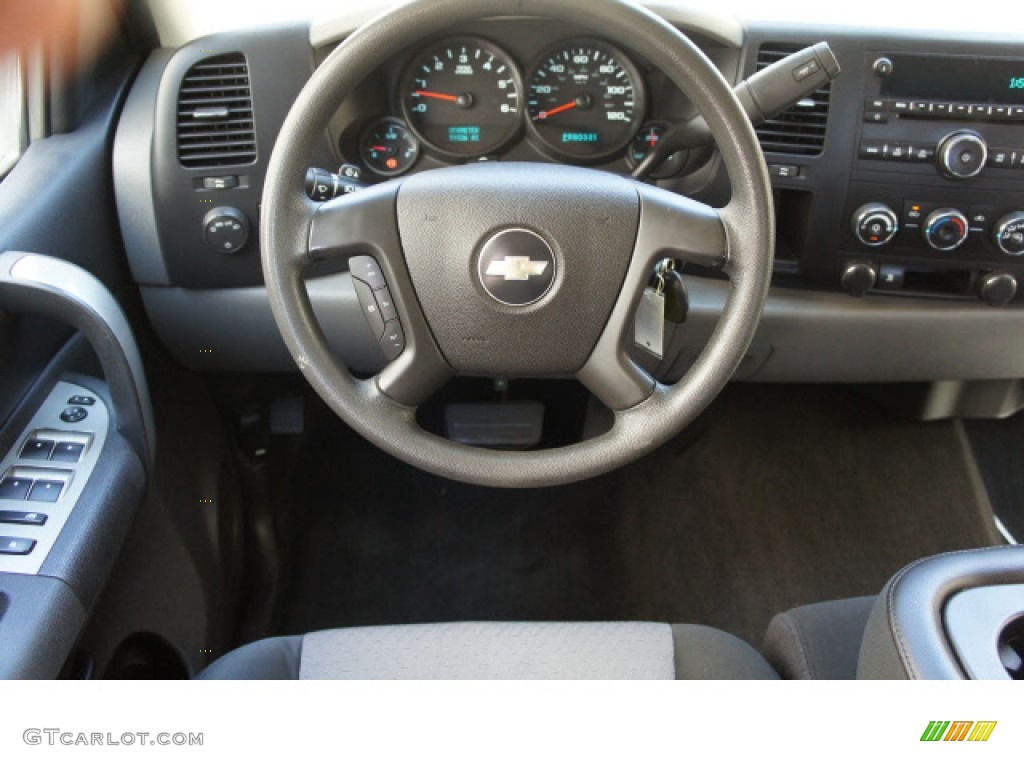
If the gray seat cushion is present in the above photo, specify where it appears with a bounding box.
[199,621,778,680]
[762,596,876,680]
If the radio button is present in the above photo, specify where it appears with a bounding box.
[888,143,910,161]
[988,148,1014,168]
[933,103,952,116]
[993,106,1012,120]
[912,101,932,113]
[859,141,884,159]
[969,104,992,118]
[1012,107,1024,120]
[910,145,936,163]
[865,98,888,110]
[891,100,911,113]
[864,111,888,124]
[953,104,970,117]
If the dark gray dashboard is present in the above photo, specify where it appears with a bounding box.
[113,7,1024,383]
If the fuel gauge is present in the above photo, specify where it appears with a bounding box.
[360,118,419,177]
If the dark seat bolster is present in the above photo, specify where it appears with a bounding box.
[671,624,779,680]
[762,596,876,680]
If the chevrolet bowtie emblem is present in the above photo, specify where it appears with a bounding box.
[485,256,550,281]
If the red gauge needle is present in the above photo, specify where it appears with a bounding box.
[414,90,458,102]
[371,146,388,152]
[536,101,578,120]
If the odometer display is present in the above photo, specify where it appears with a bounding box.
[401,38,522,159]
[526,40,645,161]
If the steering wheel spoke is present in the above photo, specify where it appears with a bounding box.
[307,181,454,407]
[633,183,729,271]
[308,181,402,264]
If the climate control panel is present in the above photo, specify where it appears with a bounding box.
[848,199,1024,256]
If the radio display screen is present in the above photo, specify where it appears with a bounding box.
[880,54,1024,104]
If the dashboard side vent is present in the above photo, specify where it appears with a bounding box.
[176,53,256,168]
[755,43,830,156]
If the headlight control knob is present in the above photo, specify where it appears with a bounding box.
[202,207,250,254]
[852,203,898,247]
[937,131,988,180]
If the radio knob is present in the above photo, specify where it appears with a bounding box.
[851,203,898,247]
[937,131,988,180]
[841,261,877,297]
[923,207,969,251]
[978,272,1017,307]
[993,212,1024,256]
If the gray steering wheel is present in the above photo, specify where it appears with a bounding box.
[261,0,774,488]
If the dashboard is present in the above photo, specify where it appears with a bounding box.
[112,3,1024,387]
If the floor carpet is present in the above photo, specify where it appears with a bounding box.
[282,384,1002,647]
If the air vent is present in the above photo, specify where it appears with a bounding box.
[755,43,830,156]
[176,53,256,168]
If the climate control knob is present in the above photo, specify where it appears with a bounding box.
[852,203,898,247]
[993,212,1024,256]
[937,131,988,180]
[923,208,969,251]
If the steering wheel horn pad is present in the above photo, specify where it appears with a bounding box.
[262,0,774,487]
[397,163,638,376]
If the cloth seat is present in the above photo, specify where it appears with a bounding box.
[198,621,779,680]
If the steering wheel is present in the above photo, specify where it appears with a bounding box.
[261,0,773,488]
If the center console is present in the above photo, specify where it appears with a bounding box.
[841,52,1024,303]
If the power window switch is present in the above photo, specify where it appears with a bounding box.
[20,439,54,460]
[0,477,33,501]
[28,480,64,503]
[52,442,86,463]
[0,510,48,526]
[0,536,36,556]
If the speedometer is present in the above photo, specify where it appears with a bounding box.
[401,38,522,159]
[526,40,645,162]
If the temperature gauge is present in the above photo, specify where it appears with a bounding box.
[627,122,686,178]
[360,118,420,177]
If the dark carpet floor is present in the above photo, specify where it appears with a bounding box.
[282,384,1002,647]
[964,413,1024,543]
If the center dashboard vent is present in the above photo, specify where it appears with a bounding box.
[755,43,831,156]
[176,53,257,168]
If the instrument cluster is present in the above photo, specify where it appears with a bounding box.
[353,35,669,178]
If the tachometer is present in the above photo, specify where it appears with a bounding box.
[526,40,645,162]
[401,38,522,159]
